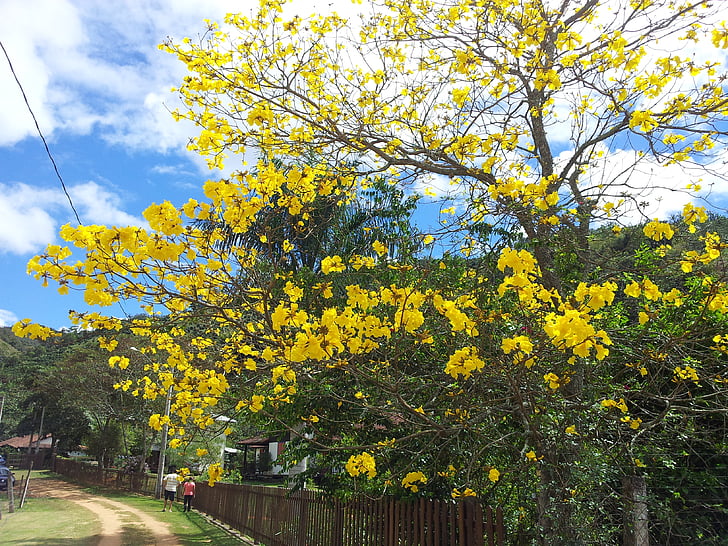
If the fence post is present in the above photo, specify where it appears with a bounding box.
[331,497,344,546]
[495,506,505,546]
[623,475,649,546]
[296,491,309,546]
[471,502,484,546]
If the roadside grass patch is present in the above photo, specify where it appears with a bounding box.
[0,496,100,545]
[104,492,247,545]
[0,471,245,545]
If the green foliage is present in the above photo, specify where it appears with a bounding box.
[85,419,123,468]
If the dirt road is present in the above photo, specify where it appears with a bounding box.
[28,477,179,545]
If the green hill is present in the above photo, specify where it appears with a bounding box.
[0,326,41,355]
[0,337,20,357]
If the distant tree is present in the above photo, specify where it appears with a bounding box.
[15,398,90,455]
[85,419,123,468]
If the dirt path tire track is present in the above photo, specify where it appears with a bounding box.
[29,478,179,545]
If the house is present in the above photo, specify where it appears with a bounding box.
[0,433,53,452]
[0,434,54,469]
[237,432,308,477]
[238,435,272,476]
[208,415,238,467]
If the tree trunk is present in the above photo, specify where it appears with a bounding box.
[623,475,649,546]
[536,463,578,545]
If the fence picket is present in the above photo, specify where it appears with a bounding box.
[53,459,504,545]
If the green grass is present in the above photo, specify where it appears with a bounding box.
[0,471,246,545]
[103,492,247,545]
[0,496,100,545]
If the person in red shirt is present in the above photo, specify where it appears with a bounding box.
[182,476,196,512]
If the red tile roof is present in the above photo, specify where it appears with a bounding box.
[0,434,53,449]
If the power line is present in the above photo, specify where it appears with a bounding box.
[0,39,82,225]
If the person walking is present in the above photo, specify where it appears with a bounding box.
[162,465,179,512]
[182,475,196,512]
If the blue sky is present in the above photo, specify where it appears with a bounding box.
[0,0,244,329]
[2,0,727,330]
[0,0,363,330]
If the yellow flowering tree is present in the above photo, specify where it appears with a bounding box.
[16,0,728,542]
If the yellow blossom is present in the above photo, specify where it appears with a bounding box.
[643,220,674,241]
[501,335,534,355]
[401,471,427,492]
[248,394,265,412]
[451,487,477,498]
[673,365,699,383]
[372,240,388,256]
[12,319,59,341]
[601,398,629,413]
[108,356,130,370]
[345,452,377,479]
[98,337,118,351]
[624,281,642,298]
[207,463,223,486]
[544,372,561,390]
[321,255,346,274]
[445,346,485,380]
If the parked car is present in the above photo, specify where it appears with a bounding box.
[0,466,14,491]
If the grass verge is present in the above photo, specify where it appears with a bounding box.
[104,491,248,545]
[0,495,100,545]
[0,470,246,545]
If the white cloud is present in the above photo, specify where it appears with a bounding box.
[407,144,728,234]
[0,0,382,164]
[150,163,196,177]
[3,0,725,150]
[413,172,457,199]
[0,0,244,156]
[3,0,727,193]
[0,181,144,256]
[69,182,144,226]
[556,146,728,226]
[0,309,19,327]
[0,183,64,253]
[0,0,71,145]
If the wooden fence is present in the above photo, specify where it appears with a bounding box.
[54,459,505,545]
[55,458,157,495]
[195,482,504,546]
[5,451,52,470]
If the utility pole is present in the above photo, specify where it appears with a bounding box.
[35,406,46,454]
[131,347,174,499]
[154,385,173,499]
